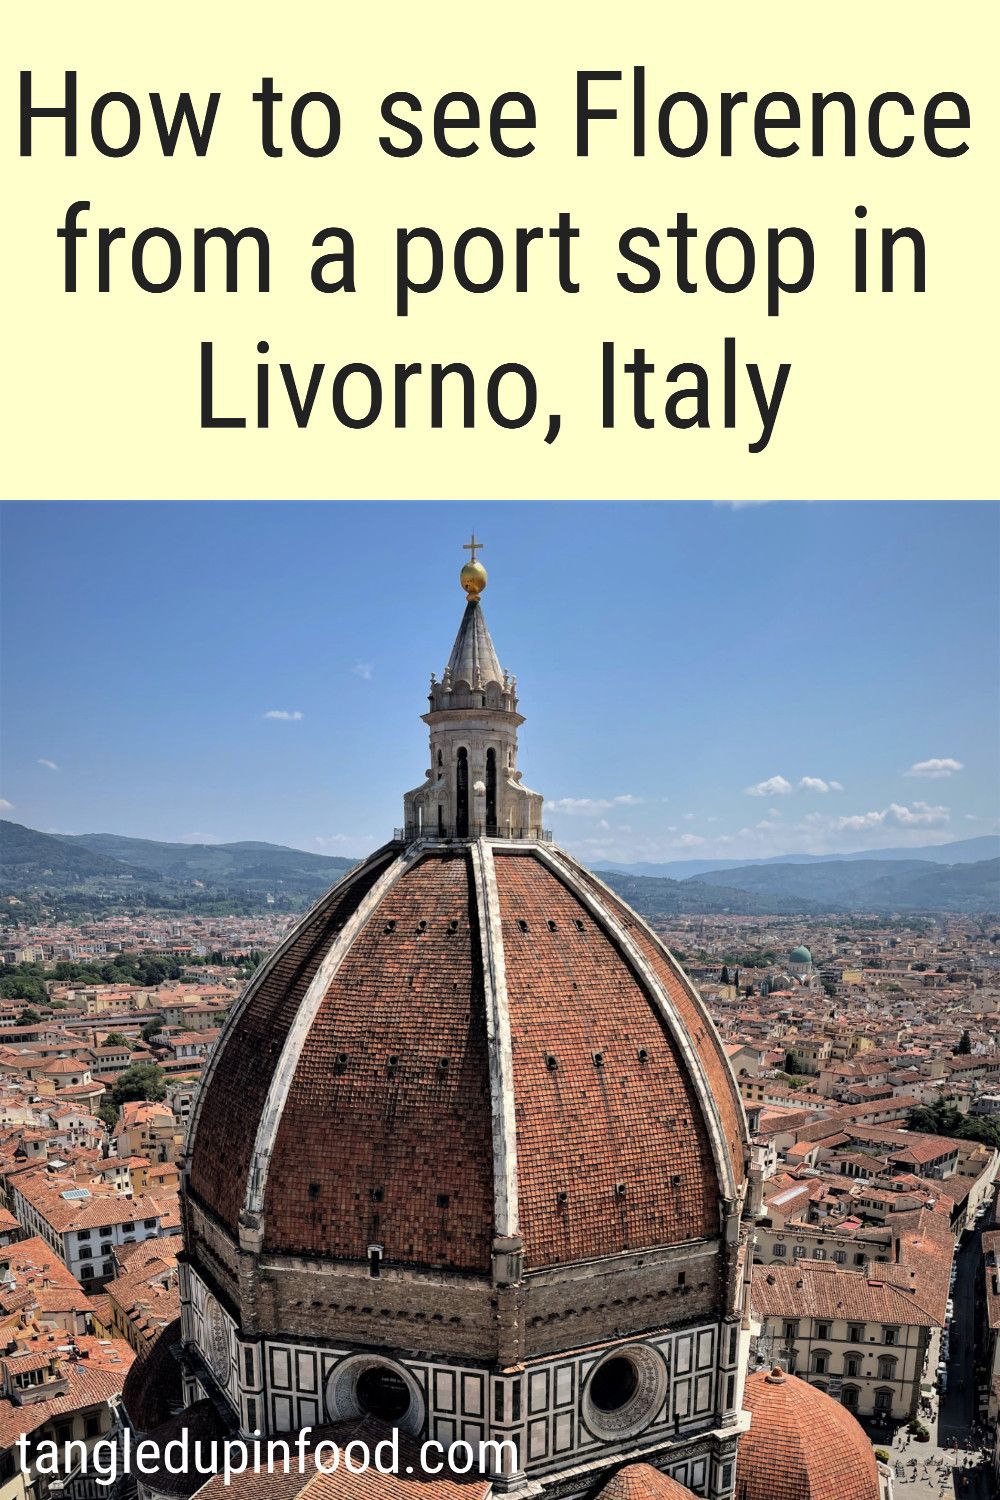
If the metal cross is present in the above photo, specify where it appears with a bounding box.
[463,533,483,563]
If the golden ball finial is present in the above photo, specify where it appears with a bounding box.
[460,533,486,601]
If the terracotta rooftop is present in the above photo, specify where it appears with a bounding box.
[752,1259,940,1326]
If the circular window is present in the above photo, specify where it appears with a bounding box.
[326,1355,426,1436]
[589,1357,639,1412]
[582,1344,668,1442]
[356,1366,411,1422]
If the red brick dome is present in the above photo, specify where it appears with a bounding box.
[597,1463,698,1499]
[186,840,746,1276]
[736,1368,880,1500]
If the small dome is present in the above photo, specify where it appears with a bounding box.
[788,946,812,964]
[598,1463,697,1500]
[736,1367,880,1500]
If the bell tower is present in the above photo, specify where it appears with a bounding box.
[403,538,544,841]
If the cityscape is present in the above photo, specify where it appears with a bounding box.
[0,502,998,1500]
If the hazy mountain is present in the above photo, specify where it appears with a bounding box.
[0,822,154,882]
[58,831,357,886]
[598,871,822,918]
[2,822,996,915]
[0,822,357,897]
[692,856,999,913]
[593,835,999,880]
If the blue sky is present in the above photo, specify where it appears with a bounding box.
[2,501,997,865]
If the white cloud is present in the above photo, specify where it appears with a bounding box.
[314,834,364,850]
[675,833,706,848]
[178,832,222,845]
[798,776,843,793]
[545,794,643,815]
[830,801,949,833]
[745,775,793,797]
[37,758,59,772]
[0,798,12,813]
[263,709,304,721]
[352,662,374,681]
[905,758,964,779]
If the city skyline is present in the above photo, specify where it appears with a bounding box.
[2,500,998,865]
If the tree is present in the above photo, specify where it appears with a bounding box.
[103,1031,130,1048]
[907,1106,941,1134]
[16,1007,41,1024]
[111,1063,166,1108]
[956,1030,972,1056]
[720,965,730,985]
[140,1016,165,1044]
[97,1102,118,1131]
[0,973,48,1003]
[907,1097,964,1138]
[958,1116,1000,1149]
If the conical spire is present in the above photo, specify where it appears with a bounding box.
[445,600,503,689]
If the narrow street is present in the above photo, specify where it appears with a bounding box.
[938,1218,982,1446]
[878,1217,992,1499]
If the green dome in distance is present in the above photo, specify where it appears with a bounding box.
[788,945,812,963]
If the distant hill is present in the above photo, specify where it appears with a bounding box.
[692,856,1000,913]
[2,822,996,916]
[594,835,1000,880]
[0,821,158,882]
[0,822,357,899]
[58,831,357,887]
[598,871,822,918]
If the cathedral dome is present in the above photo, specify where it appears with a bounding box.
[735,1368,880,1500]
[186,840,746,1278]
[788,946,812,964]
[178,548,752,1492]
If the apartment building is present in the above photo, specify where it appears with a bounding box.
[7,1172,166,1287]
